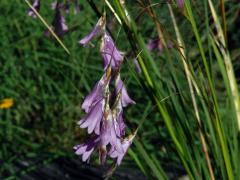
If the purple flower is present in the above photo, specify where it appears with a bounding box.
[27,0,40,18]
[79,16,105,46]
[100,33,124,70]
[115,111,126,137]
[147,37,173,52]
[115,74,135,107]
[82,72,110,113]
[177,0,184,8]
[52,3,68,36]
[78,98,105,135]
[147,38,163,52]
[100,110,124,154]
[74,136,100,162]
[45,2,69,37]
[109,132,136,165]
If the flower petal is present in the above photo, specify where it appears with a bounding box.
[79,16,105,46]
[27,0,40,18]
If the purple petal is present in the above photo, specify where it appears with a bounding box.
[109,133,136,165]
[79,16,105,46]
[81,73,108,113]
[116,111,126,137]
[100,112,124,153]
[100,33,124,70]
[177,0,184,8]
[115,75,135,107]
[74,136,100,162]
[27,0,40,18]
[82,148,94,161]
[52,3,68,36]
[147,38,163,52]
[79,99,104,135]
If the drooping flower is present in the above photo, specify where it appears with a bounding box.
[100,33,124,70]
[79,16,106,46]
[115,74,135,107]
[82,70,111,113]
[108,132,136,165]
[78,98,105,135]
[52,2,69,36]
[100,109,123,154]
[45,2,69,37]
[74,136,100,162]
[27,0,40,18]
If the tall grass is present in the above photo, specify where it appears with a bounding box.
[100,0,239,179]
[1,0,239,179]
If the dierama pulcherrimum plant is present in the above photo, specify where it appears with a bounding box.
[74,16,136,166]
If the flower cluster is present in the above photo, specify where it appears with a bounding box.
[74,16,136,166]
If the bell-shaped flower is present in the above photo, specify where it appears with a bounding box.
[79,16,105,46]
[108,132,136,165]
[100,33,124,70]
[82,70,111,113]
[78,98,105,135]
[115,74,135,107]
[100,108,124,154]
[74,136,100,162]
[27,0,40,18]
